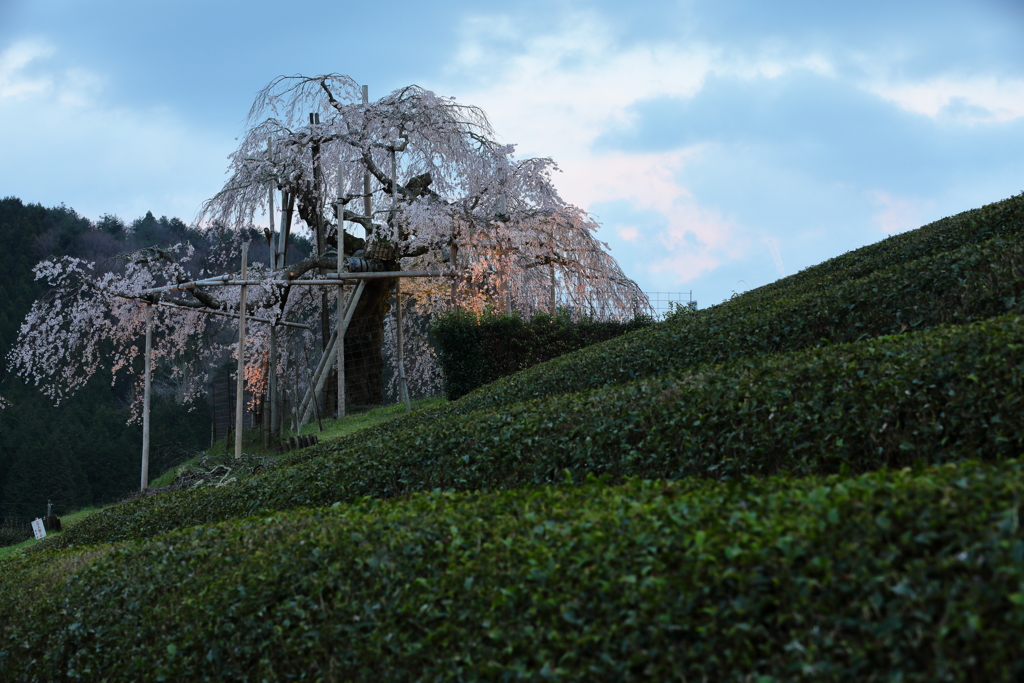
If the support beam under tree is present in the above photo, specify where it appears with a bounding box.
[234,242,249,460]
[140,302,153,490]
[299,280,364,427]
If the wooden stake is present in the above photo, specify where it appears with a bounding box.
[396,279,410,410]
[337,237,346,419]
[269,325,278,443]
[550,262,557,315]
[234,242,249,460]
[140,303,153,490]
[299,280,364,427]
[337,154,347,419]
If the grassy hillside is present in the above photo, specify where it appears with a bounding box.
[3,192,1024,680]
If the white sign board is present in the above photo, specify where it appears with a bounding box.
[31,518,46,540]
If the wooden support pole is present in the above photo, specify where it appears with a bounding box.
[234,242,249,460]
[396,279,410,410]
[550,262,557,314]
[270,325,278,442]
[282,190,294,267]
[337,234,346,419]
[300,280,364,427]
[262,370,270,450]
[140,303,153,490]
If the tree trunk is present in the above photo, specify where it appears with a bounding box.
[341,277,394,408]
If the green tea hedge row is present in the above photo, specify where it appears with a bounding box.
[319,227,1024,450]
[446,230,1024,419]
[5,460,1024,681]
[274,204,1024,464]
[431,309,652,400]
[52,312,1024,550]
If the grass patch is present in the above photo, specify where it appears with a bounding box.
[0,506,103,561]
[147,397,446,489]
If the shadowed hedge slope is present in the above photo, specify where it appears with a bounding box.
[46,192,1024,551]
[5,195,1024,681]
[307,197,1024,449]
[4,461,1024,681]
[53,311,1024,549]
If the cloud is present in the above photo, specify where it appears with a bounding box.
[617,226,640,242]
[0,39,54,99]
[868,190,934,235]
[434,12,782,286]
[865,76,1024,124]
[431,6,1024,303]
[0,40,232,223]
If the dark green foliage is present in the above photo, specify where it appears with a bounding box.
[0,376,209,516]
[0,198,211,516]
[431,309,651,400]
[4,461,1024,681]
[50,311,1024,549]
[6,192,1024,679]
[0,520,31,548]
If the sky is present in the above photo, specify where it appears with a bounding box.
[1,0,1023,307]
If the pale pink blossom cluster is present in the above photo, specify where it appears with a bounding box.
[9,75,647,420]
[202,74,645,320]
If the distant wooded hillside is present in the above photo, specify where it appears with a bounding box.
[0,197,213,519]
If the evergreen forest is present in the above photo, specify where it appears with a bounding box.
[0,198,212,519]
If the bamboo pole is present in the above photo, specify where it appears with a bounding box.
[550,263,557,314]
[234,242,249,460]
[140,303,153,490]
[112,295,310,330]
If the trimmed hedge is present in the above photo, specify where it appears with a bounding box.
[4,461,1024,680]
[233,197,1024,470]
[50,312,1024,550]
[431,309,652,400]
